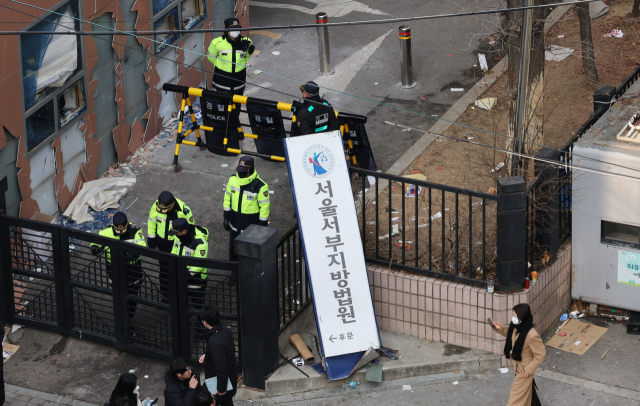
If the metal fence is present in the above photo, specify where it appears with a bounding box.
[276,224,310,332]
[0,214,240,364]
[350,167,500,288]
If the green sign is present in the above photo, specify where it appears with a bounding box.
[617,250,640,287]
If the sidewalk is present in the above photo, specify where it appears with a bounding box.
[3,384,98,406]
[239,369,640,406]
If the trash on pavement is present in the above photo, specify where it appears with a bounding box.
[557,35,565,38]
[292,358,305,367]
[478,53,488,72]
[3,342,20,364]
[289,334,314,363]
[498,367,509,374]
[451,88,464,92]
[545,45,575,61]
[546,319,608,355]
[403,385,412,391]
[452,381,459,385]
[271,51,280,55]
[601,349,609,360]
[558,332,567,337]
[365,363,383,383]
[490,162,504,173]
[475,97,497,110]
[560,313,568,321]
[603,29,623,38]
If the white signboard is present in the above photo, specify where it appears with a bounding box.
[284,131,380,358]
[618,250,640,287]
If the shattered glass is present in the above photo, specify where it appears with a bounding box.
[182,0,206,30]
[154,8,180,53]
[57,79,86,127]
[153,0,177,16]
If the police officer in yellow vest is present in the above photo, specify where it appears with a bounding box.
[90,211,146,319]
[148,191,194,301]
[223,156,270,262]
[207,18,255,95]
[169,218,209,310]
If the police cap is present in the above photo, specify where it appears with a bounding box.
[112,211,128,235]
[224,18,242,29]
[300,81,320,95]
[169,218,189,236]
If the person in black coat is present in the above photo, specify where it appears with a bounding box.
[198,304,238,406]
[291,81,340,136]
[164,358,202,406]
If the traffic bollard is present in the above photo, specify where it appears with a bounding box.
[316,12,333,75]
[399,26,416,88]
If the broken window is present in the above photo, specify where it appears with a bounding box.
[57,79,86,127]
[26,102,55,151]
[20,0,86,152]
[182,0,206,30]
[152,0,207,53]
[154,8,179,53]
[153,0,177,16]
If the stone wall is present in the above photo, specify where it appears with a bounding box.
[368,242,572,358]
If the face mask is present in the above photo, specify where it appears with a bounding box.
[512,316,520,325]
[229,31,240,38]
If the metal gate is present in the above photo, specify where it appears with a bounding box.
[0,215,240,364]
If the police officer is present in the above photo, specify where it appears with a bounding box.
[291,81,340,136]
[207,18,255,96]
[90,211,146,320]
[169,219,209,310]
[148,191,194,301]
[223,156,270,262]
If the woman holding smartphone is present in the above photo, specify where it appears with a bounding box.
[492,303,546,406]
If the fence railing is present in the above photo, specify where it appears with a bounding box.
[0,214,240,364]
[350,167,500,288]
[276,224,310,332]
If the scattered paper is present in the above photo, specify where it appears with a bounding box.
[451,88,464,92]
[574,341,581,345]
[367,175,376,186]
[478,53,488,71]
[269,190,274,194]
[452,381,459,385]
[604,29,623,38]
[545,45,575,61]
[374,82,378,85]
[431,212,442,220]
[253,70,262,74]
[271,51,280,55]
[490,162,504,173]
[144,375,149,378]
[221,164,228,167]
[557,35,565,38]
[498,367,509,374]
[403,385,412,391]
[475,97,497,110]
[129,369,137,373]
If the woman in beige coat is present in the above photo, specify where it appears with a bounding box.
[493,303,546,406]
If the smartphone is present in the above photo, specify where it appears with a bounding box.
[151,398,159,406]
[487,318,497,330]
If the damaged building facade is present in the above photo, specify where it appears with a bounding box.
[0,0,249,218]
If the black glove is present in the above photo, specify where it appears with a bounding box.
[125,251,137,261]
[223,211,231,232]
[238,38,251,52]
[291,100,302,114]
[148,237,157,249]
[248,44,255,54]
[90,245,101,255]
[258,220,268,227]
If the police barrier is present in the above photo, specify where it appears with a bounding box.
[161,84,376,172]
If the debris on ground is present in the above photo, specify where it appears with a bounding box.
[545,45,575,61]
[478,53,488,72]
[451,88,464,92]
[546,319,608,355]
[475,97,497,110]
[490,162,504,173]
[498,368,509,373]
[603,29,623,38]
[598,305,630,321]
[3,342,19,364]
[402,385,412,391]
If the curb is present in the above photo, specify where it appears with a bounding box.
[4,384,99,406]
[536,369,640,402]
[382,0,577,180]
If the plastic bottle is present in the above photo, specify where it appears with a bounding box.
[342,381,356,388]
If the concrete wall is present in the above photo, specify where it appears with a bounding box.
[367,243,572,361]
[0,0,238,218]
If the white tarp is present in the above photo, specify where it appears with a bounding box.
[63,172,136,224]
[545,45,574,62]
[36,10,77,92]
[284,131,380,358]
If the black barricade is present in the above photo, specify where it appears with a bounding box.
[341,120,377,171]
[246,104,287,158]
[201,94,240,156]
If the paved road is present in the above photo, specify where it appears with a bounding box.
[237,370,640,406]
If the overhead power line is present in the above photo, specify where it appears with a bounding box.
[4,0,600,36]
[6,0,640,182]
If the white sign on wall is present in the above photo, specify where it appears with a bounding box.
[284,131,380,358]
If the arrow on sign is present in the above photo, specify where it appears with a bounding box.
[329,335,336,343]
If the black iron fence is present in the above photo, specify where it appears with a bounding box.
[350,167,500,288]
[0,214,239,364]
[276,224,310,332]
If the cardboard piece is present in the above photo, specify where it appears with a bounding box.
[3,342,20,364]
[402,173,426,196]
[545,319,608,355]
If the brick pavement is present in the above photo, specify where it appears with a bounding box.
[3,384,98,406]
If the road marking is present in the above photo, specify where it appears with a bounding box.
[248,30,283,40]
[313,29,392,93]
[251,0,388,18]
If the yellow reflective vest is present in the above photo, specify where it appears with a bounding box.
[90,225,146,264]
[207,35,253,73]
[148,197,194,242]
[223,171,270,232]
[171,226,209,280]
